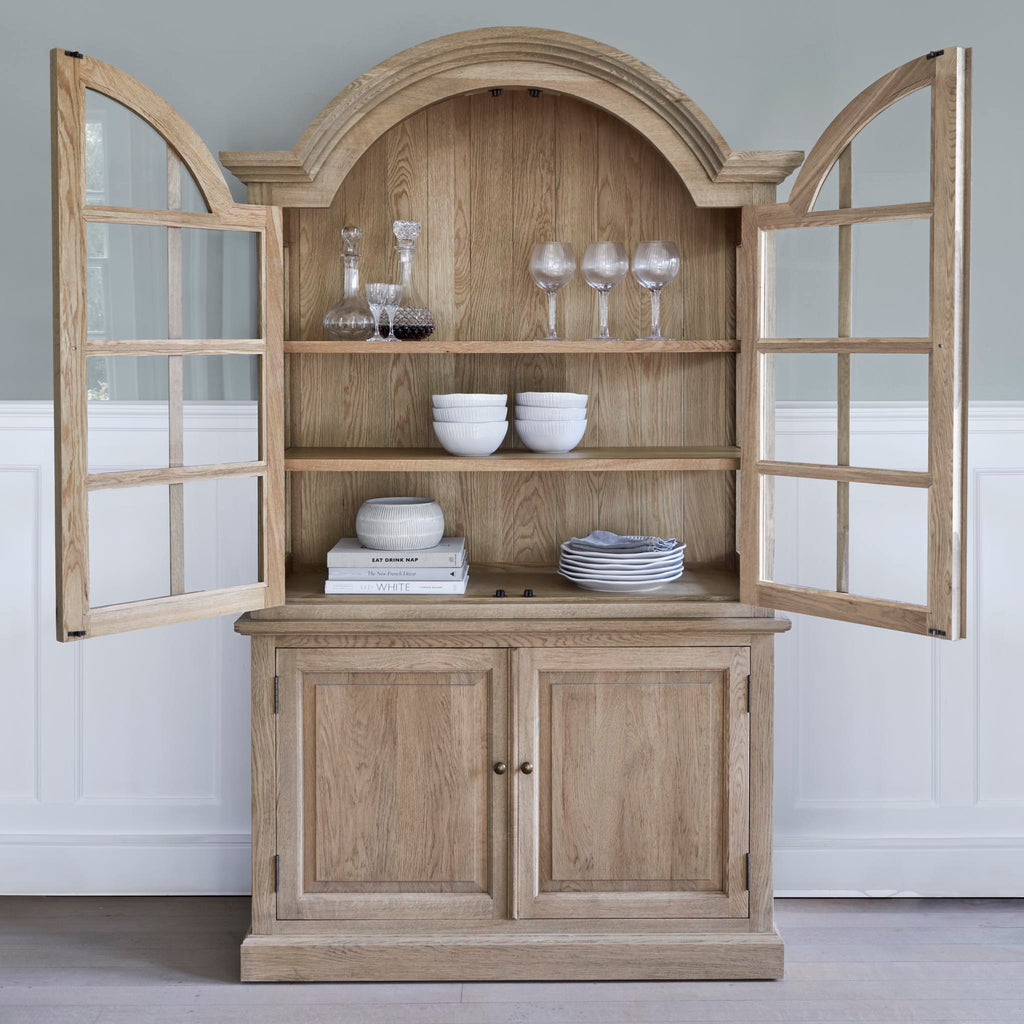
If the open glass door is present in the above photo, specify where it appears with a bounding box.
[740,48,970,638]
[52,50,284,640]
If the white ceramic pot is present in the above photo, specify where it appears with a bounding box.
[515,391,588,408]
[355,497,445,550]
[433,420,508,456]
[432,392,507,408]
[514,405,586,421]
[432,405,507,423]
[514,418,588,453]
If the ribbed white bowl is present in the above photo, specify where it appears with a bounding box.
[515,391,588,409]
[432,392,507,408]
[355,497,445,550]
[515,418,587,453]
[432,405,507,423]
[433,420,508,456]
[514,405,586,421]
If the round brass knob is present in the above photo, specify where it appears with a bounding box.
[520,761,534,775]
[493,761,507,775]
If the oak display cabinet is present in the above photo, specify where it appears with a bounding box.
[50,30,971,980]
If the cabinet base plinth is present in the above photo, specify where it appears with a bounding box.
[241,928,784,982]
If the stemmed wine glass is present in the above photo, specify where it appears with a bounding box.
[381,284,403,340]
[529,243,576,341]
[365,283,390,342]
[632,242,680,341]
[581,242,629,341]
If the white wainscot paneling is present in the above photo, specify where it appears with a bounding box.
[774,402,1024,896]
[0,402,255,894]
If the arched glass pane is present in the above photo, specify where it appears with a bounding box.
[85,89,167,209]
[813,87,931,211]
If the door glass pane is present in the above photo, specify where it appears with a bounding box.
[772,225,838,337]
[814,88,931,211]
[87,223,169,340]
[850,354,929,471]
[182,354,259,466]
[851,219,930,337]
[85,90,167,209]
[184,475,260,592]
[179,160,209,213]
[769,353,838,465]
[849,483,927,605]
[89,484,170,607]
[182,229,259,338]
[87,355,169,474]
[764,475,837,591]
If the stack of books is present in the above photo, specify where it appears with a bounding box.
[324,537,468,595]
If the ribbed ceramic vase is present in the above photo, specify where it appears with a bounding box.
[355,497,445,550]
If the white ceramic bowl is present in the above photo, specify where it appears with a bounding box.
[515,391,588,409]
[434,420,508,456]
[432,405,507,423]
[514,405,586,421]
[432,392,507,408]
[356,497,445,550]
[515,418,587,453]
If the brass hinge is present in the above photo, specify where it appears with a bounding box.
[747,674,752,712]
[928,628,947,638]
[745,852,750,890]
[273,675,279,713]
[64,50,84,59]
[926,49,945,60]
[274,854,280,892]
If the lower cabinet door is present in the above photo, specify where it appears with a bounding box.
[275,648,508,921]
[515,646,750,919]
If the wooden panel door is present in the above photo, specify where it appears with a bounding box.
[51,50,284,641]
[276,648,508,920]
[740,48,970,637]
[515,647,749,919]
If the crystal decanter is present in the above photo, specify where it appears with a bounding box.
[390,220,435,339]
[322,225,374,340]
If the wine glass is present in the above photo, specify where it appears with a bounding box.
[632,242,680,341]
[529,243,576,341]
[381,284,403,340]
[581,242,629,341]
[365,283,389,341]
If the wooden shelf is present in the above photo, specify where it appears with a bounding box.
[284,446,741,473]
[284,338,739,354]
[253,563,752,623]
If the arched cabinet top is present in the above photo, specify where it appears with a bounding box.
[220,27,804,208]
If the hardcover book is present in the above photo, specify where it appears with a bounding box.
[323,577,470,595]
[326,537,466,568]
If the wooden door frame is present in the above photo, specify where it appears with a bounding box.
[739,47,970,638]
[514,645,750,920]
[51,49,284,641]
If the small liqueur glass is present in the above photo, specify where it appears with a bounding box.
[529,242,576,341]
[581,242,629,341]
[365,283,389,342]
[631,241,680,341]
[382,284,403,340]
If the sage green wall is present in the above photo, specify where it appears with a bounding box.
[1,0,1018,399]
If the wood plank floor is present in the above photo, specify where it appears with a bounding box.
[0,898,1022,1022]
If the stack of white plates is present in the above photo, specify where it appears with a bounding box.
[558,541,686,592]
[432,393,508,455]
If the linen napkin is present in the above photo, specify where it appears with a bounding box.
[566,530,680,554]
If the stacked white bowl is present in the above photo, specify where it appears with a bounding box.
[514,392,588,453]
[433,393,508,455]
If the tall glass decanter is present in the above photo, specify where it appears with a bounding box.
[391,220,435,339]
[322,225,374,340]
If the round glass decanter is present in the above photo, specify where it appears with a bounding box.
[391,220,435,339]
[323,225,374,340]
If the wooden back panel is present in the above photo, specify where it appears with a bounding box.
[285,91,738,569]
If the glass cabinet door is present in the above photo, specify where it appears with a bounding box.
[740,48,970,638]
[52,50,284,640]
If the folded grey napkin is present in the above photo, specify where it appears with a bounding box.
[566,530,680,554]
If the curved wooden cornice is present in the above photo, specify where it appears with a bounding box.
[220,28,803,207]
[787,51,936,214]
